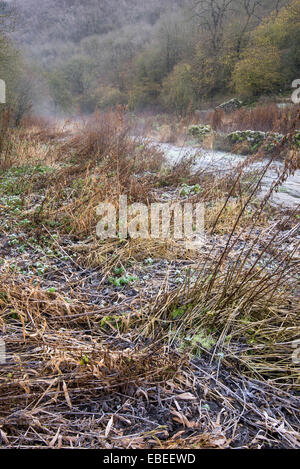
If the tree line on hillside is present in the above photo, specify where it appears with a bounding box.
[3,0,300,116]
[0,1,32,125]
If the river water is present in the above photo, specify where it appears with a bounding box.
[58,119,300,209]
[156,142,300,209]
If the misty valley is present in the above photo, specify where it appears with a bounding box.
[0,0,299,452]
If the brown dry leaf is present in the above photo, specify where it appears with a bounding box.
[171,409,197,428]
[62,380,72,409]
[49,427,61,448]
[57,435,63,449]
[115,415,132,425]
[19,379,30,395]
[0,429,9,445]
[176,392,196,401]
[105,416,114,438]
[211,435,228,448]
[171,430,186,440]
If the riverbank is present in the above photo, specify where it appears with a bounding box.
[133,102,300,164]
[154,141,300,208]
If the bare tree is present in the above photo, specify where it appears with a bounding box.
[192,0,236,51]
[273,0,289,15]
[191,0,290,55]
[234,0,262,56]
[235,1,292,54]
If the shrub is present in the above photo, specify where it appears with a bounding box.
[161,63,196,115]
[232,42,283,97]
